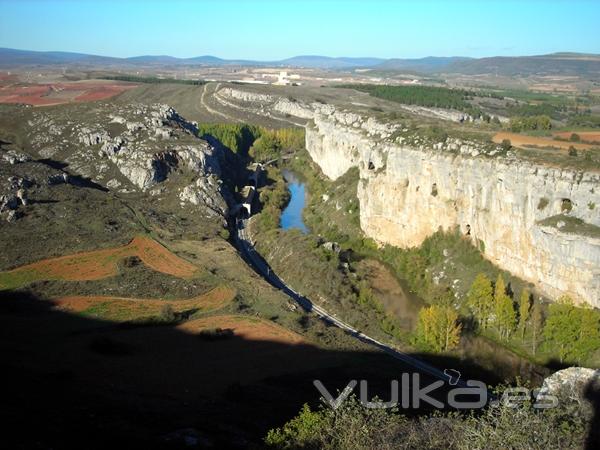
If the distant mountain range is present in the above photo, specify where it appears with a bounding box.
[1,48,599,77]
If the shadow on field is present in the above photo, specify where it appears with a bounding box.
[37,158,109,192]
[0,289,563,449]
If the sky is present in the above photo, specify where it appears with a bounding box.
[0,0,599,60]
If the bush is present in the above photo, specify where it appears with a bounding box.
[570,133,581,142]
[160,304,176,322]
[501,139,512,151]
[265,391,590,449]
[122,255,142,268]
[568,146,578,157]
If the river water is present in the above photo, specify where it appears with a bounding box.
[280,170,308,233]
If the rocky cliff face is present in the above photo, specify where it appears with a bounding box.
[221,87,600,307]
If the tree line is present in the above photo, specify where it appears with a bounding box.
[338,84,482,117]
[466,272,599,363]
[196,123,304,159]
[508,115,552,132]
[414,269,599,363]
[100,74,207,85]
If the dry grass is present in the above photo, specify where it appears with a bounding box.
[178,314,306,345]
[0,235,199,290]
[53,286,236,321]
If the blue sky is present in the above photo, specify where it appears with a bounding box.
[0,0,598,59]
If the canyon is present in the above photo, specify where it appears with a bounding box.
[219,87,600,307]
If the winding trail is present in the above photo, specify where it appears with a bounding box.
[200,83,241,122]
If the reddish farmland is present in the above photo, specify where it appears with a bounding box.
[0,80,137,106]
[0,235,200,290]
[54,286,236,321]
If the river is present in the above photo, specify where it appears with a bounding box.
[277,168,544,383]
[280,170,308,233]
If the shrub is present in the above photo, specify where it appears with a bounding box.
[265,392,590,450]
[501,139,512,151]
[160,304,176,322]
[568,146,578,157]
[570,133,581,142]
[219,228,230,240]
[122,255,142,268]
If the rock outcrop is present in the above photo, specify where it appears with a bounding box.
[23,102,229,218]
[539,367,600,398]
[220,87,600,307]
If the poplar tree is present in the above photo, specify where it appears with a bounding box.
[518,289,531,340]
[416,305,462,352]
[543,296,579,363]
[494,274,516,340]
[530,299,544,355]
[466,273,493,330]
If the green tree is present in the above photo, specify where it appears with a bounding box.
[530,299,544,355]
[500,139,512,151]
[416,305,462,352]
[543,296,580,363]
[575,306,600,362]
[466,273,494,330]
[517,289,531,341]
[494,275,516,340]
[265,403,324,447]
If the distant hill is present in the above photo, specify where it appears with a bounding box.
[375,56,473,72]
[0,48,120,66]
[1,48,599,77]
[440,53,600,77]
[278,55,385,69]
[0,48,385,69]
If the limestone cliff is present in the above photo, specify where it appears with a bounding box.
[220,87,600,307]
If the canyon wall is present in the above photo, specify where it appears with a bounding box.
[220,87,600,307]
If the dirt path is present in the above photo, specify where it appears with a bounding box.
[552,131,600,143]
[199,83,241,122]
[493,132,594,151]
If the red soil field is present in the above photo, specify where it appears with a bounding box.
[0,235,199,289]
[54,286,236,320]
[0,81,137,106]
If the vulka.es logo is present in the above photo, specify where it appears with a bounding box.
[314,374,558,410]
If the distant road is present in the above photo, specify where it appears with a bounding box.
[235,217,462,385]
[200,83,240,122]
